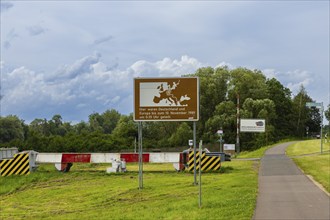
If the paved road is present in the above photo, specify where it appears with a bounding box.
[253,142,330,220]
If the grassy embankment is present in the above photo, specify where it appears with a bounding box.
[237,145,272,159]
[0,160,258,220]
[237,139,296,159]
[286,140,330,192]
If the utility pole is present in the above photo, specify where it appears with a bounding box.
[236,93,240,154]
[320,103,324,153]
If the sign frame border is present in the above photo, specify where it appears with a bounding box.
[133,77,199,122]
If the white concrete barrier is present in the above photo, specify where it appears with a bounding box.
[149,152,180,163]
[36,153,62,163]
[90,153,121,163]
[36,152,180,163]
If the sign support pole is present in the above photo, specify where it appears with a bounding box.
[321,103,324,153]
[193,121,197,185]
[134,137,137,153]
[198,140,202,208]
[138,121,143,189]
[220,134,223,153]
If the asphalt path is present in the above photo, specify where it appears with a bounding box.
[253,142,330,220]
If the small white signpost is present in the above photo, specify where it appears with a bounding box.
[217,130,223,152]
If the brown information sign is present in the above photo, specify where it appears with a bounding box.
[134,77,199,121]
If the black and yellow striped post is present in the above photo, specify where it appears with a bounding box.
[188,150,221,171]
[0,153,30,177]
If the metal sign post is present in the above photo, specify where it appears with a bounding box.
[217,129,223,153]
[134,137,137,153]
[193,122,197,185]
[198,140,202,208]
[138,122,143,189]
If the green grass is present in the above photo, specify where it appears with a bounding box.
[0,164,62,195]
[0,161,258,220]
[237,145,273,159]
[291,154,330,192]
[237,139,297,159]
[286,140,330,192]
[286,139,330,156]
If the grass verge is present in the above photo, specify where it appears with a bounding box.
[237,139,298,159]
[286,139,330,156]
[236,145,272,159]
[0,161,258,220]
[291,154,330,192]
[286,140,330,192]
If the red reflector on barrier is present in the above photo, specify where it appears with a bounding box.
[62,154,91,163]
[120,153,149,163]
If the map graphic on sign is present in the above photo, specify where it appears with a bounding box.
[140,80,192,107]
[134,77,199,121]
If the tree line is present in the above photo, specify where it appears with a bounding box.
[1,67,328,153]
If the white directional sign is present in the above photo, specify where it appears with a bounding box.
[224,144,235,150]
[305,102,323,108]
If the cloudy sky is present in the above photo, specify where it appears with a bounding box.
[1,1,329,123]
